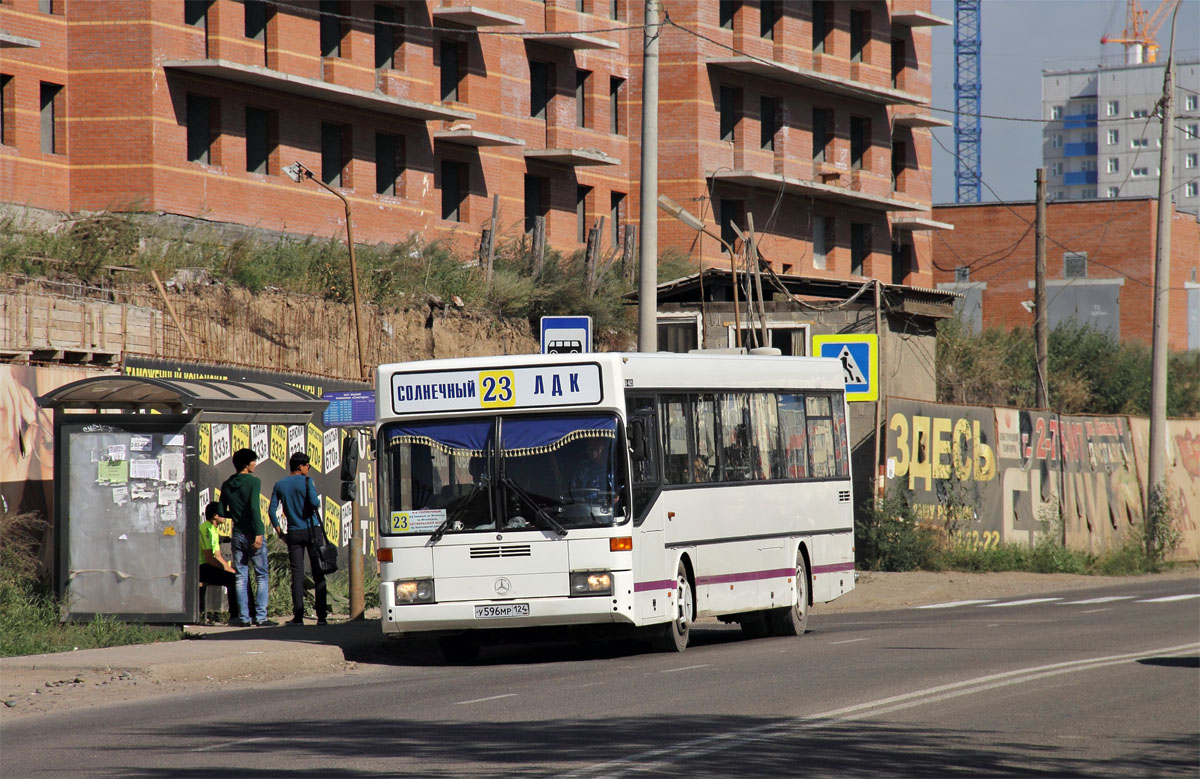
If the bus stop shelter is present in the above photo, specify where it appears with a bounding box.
[39,376,327,623]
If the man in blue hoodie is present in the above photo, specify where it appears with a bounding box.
[220,448,275,627]
[269,452,328,625]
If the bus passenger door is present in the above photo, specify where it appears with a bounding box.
[628,397,667,623]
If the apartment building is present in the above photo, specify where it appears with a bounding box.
[932,197,1200,350]
[1,0,945,287]
[1042,59,1200,203]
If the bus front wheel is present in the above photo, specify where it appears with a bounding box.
[768,551,810,637]
[654,562,693,652]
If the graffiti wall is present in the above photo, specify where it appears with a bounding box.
[886,397,1199,560]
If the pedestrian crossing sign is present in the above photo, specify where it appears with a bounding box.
[811,334,878,402]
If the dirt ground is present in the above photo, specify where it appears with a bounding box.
[2,569,1196,722]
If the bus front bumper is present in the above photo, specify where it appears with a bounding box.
[382,590,637,637]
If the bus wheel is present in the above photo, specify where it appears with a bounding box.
[439,636,481,664]
[740,613,770,639]
[768,552,810,637]
[655,562,693,652]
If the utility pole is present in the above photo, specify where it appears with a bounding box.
[1034,168,1049,409]
[637,0,659,352]
[1147,5,1179,558]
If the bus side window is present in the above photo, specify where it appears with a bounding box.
[832,393,850,478]
[719,393,751,481]
[659,395,690,485]
[691,394,717,483]
[805,394,836,478]
[778,394,808,479]
[750,392,779,480]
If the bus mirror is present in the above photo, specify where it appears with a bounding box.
[630,420,647,459]
[339,436,359,481]
[340,480,357,502]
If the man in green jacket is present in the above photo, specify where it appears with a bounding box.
[220,448,276,627]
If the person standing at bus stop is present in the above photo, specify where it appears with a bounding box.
[220,448,276,627]
[268,452,328,625]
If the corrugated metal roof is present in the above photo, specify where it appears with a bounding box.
[39,376,328,415]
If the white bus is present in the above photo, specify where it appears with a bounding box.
[374,352,856,661]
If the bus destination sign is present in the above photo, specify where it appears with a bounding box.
[390,363,603,414]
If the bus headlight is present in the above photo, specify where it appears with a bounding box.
[394,579,435,604]
[570,571,612,596]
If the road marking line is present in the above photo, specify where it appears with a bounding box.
[1135,594,1200,603]
[193,736,269,752]
[980,597,1063,607]
[452,693,516,705]
[1079,608,1112,614]
[914,599,996,609]
[1060,596,1134,605]
[830,638,869,645]
[662,664,710,673]
[564,641,1200,778]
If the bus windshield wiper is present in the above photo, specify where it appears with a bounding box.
[428,515,453,545]
[500,475,567,537]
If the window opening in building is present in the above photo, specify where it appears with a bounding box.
[850,116,869,170]
[657,318,699,353]
[441,160,465,221]
[719,85,739,142]
[1107,129,1119,145]
[440,41,461,102]
[1051,106,1062,120]
[523,175,545,233]
[812,1,829,53]
[1131,137,1148,148]
[376,132,402,196]
[1132,108,1149,118]
[1132,167,1149,177]
[609,76,624,134]
[719,0,739,30]
[720,199,744,255]
[184,0,208,27]
[1052,133,1062,148]
[321,122,346,187]
[850,223,871,276]
[0,75,13,147]
[1186,182,1198,198]
[891,241,912,285]
[1107,158,1119,173]
[1107,187,1120,198]
[245,1,266,40]
[1185,153,1197,169]
[1063,252,1087,279]
[530,61,551,120]
[375,5,396,70]
[320,0,342,58]
[1187,95,1199,112]
[245,107,273,175]
[1106,100,1119,117]
[812,107,831,162]
[760,96,778,151]
[760,0,779,39]
[185,93,212,164]
[813,216,833,270]
[891,37,906,87]
[575,69,590,129]
[955,266,970,283]
[849,9,868,62]
[891,139,907,191]
[610,191,625,248]
[576,186,592,243]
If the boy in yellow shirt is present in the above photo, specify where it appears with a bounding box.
[199,501,238,623]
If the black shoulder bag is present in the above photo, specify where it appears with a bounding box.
[307,477,340,574]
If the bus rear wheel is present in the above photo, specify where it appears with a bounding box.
[654,562,693,652]
[768,552,810,637]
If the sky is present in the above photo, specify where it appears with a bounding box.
[927,0,1200,204]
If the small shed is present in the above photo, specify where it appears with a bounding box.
[39,376,327,623]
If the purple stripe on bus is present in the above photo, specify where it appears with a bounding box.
[812,562,856,574]
[634,579,677,592]
[695,567,796,586]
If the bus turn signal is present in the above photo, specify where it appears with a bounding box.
[377,548,393,563]
[610,537,632,552]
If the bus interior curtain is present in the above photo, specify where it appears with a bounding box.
[500,415,616,457]
[386,419,493,457]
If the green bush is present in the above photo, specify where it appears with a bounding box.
[855,492,939,572]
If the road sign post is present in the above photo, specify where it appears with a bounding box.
[812,334,878,401]
[540,316,592,354]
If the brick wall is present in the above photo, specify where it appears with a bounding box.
[931,198,1200,349]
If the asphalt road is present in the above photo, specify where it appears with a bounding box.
[3,577,1197,778]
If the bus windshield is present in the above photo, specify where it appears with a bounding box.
[380,412,627,537]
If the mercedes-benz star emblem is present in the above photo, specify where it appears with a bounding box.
[494,577,511,595]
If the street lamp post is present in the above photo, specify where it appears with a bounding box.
[657,195,742,348]
[284,161,367,621]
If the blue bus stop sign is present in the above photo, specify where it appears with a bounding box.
[540,316,592,354]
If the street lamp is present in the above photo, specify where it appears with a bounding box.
[657,195,742,348]
[284,162,369,384]
[284,160,367,621]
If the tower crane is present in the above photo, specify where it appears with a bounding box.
[1100,0,1181,65]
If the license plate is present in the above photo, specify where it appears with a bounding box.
[474,603,530,619]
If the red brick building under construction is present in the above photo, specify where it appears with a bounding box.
[2,0,947,290]
[931,197,1199,350]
